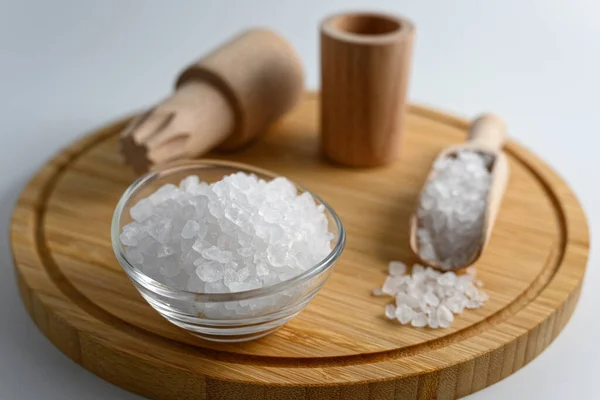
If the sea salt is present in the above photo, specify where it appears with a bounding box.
[388,261,406,276]
[120,172,333,318]
[395,304,415,324]
[417,150,492,270]
[181,220,200,239]
[411,312,428,327]
[385,304,396,320]
[377,261,488,329]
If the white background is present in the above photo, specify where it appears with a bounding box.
[1,1,597,399]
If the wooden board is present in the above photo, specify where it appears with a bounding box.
[11,93,589,399]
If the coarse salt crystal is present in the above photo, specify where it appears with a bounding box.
[437,304,454,328]
[428,313,439,328]
[411,312,428,327]
[412,264,426,275]
[416,150,491,270]
[384,304,396,320]
[376,262,488,329]
[395,292,419,309]
[125,247,143,264]
[388,261,406,276]
[119,172,334,319]
[423,292,440,307]
[395,304,415,324]
[181,220,200,239]
[120,230,138,246]
[130,198,154,222]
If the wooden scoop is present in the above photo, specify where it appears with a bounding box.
[409,114,510,270]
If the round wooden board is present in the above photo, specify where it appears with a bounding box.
[11,93,589,400]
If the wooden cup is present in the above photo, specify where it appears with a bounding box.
[320,12,415,167]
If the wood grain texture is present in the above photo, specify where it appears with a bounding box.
[11,93,589,399]
[321,12,415,166]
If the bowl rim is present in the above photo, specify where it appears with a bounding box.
[111,159,346,302]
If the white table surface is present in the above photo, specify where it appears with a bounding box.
[1,1,597,399]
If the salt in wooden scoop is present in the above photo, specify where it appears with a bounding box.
[409,114,509,271]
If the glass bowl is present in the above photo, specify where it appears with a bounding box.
[111,160,346,342]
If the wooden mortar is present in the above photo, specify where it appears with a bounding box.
[320,12,415,167]
[121,29,304,174]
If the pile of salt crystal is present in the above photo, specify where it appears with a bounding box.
[374,261,488,328]
[417,150,492,270]
[120,172,332,297]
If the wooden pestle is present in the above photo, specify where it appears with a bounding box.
[121,29,304,174]
[320,12,415,167]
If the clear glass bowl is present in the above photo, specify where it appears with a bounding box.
[111,160,346,342]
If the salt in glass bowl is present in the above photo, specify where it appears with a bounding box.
[111,160,346,342]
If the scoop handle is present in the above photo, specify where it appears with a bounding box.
[468,114,507,154]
